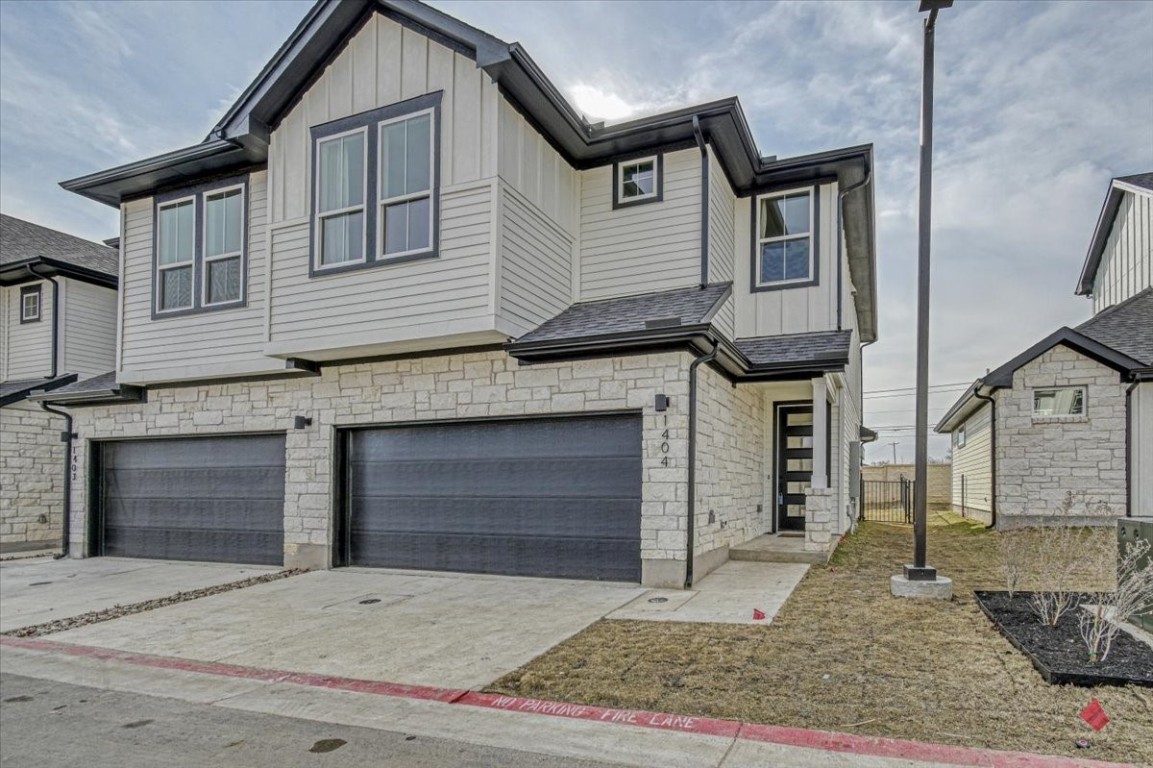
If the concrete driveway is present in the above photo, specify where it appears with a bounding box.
[45,569,648,689]
[0,557,280,633]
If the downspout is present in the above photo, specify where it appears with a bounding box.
[973,389,996,529]
[685,339,719,589]
[836,168,872,331]
[692,115,709,289]
[39,401,74,558]
[26,265,60,378]
[1125,377,1140,518]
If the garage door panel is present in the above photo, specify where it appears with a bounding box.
[347,415,642,581]
[350,497,640,538]
[100,435,285,565]
[349,531,639,581]
[350,457,643,499]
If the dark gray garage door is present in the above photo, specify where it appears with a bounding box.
[345,415,641,581]
[97,435,286,565]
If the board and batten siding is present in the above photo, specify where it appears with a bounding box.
[1132,382,1153,516]
[578,148,702,301]
[267,180,495,355]
[497,99,579,237]
[951,403,993,516]
[707,146,737,339]
[118,171,274,382]
[496,181,574,338]
[267,12,500,225]
[60,278,116,379]
[1092,190,1152,313]
[733,182,840,339]
[2,280,53,380]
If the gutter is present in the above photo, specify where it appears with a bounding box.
[27,265,60,378]
[685,341,719,589]
[836,166,872,331]
[692,115,709,289]
[973,388,996,529]
[38,401,75,559]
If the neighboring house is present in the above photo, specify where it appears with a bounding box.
[49,0,877,587]
[936,174,1153,526]
[0,214,119,553]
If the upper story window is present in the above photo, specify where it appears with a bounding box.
[153,176,247,317]
[20,284,41,323]
[954,425,966,449]
[754,187,818,290]
[311,92,441,277]
[612,154,663,209]
[1033,387,1085,418]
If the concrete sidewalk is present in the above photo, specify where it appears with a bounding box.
[2,638,1124,768]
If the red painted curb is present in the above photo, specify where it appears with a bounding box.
[1,636,1133,768]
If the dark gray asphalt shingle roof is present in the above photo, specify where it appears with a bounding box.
[1076,287,1153,366]
[737,330,853,367]
[515,283,731,344]
[45,371,119,396]
[1117,173,1153,192]
[1,214,118,276]
[0,375,76,406]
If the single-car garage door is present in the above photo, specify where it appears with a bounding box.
[95,435,286,565]
[343,414,641,581]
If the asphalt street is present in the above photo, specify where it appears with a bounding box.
[0,673,626,768]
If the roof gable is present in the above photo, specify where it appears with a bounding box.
[1077,173,1153,296]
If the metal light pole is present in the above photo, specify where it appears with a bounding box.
[899,0,953,591]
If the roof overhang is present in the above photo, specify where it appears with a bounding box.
[28,381,145,407]
[1077,178,1153,296]
[0,257,117,289]
[0,375,78,407]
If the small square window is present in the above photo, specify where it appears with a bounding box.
[613,155,662,208]
[1033,387,1085,417]
[20,285,41,323]
[954,425,966,449]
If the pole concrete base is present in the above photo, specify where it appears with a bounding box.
[890,574,953,599]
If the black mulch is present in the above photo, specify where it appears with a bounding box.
[974,591,1153,687]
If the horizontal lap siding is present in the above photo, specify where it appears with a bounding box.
[707,146,736,339]
[61,278,117,378]
[268,13,499,224]
[952,404,993,513]
[1093,192,1152,313]
[269,183,493,342]
[498,182,573,337]
[119,172,271,374]
[3,280,53,379]
[579,148,702,300]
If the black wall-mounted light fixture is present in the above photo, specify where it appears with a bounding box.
[654,394,670,412]
[293,416,313,430]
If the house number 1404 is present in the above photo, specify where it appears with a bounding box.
[659,416,671,467]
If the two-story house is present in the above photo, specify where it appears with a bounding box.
[937,173,1153,525]
[51,0,876,588]
[1,214,119,553]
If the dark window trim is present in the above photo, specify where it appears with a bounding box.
[151,173,250,320]
[19,284,42,323]
[612,152,664,210]
[309,91,443,279]
[749,185,821,293]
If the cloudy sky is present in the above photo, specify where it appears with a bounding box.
[2,0,1151,461]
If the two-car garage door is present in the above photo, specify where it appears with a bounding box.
[94,414,642,581]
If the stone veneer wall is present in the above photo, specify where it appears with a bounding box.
[0,400,65,551]
[66,350,697,587]
[694,362,765,574]
[996,345,1128,525]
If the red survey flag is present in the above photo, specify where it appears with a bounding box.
[1080,699,1109,732]
[752,609,766,620]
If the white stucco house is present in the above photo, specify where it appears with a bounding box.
[0,214,119,553]
[936,173,1153,526]
[45,0,878,588]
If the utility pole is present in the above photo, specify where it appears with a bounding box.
[892,0,953,599]
[888,441,899,465]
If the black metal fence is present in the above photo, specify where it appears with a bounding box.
[861,479,915,523]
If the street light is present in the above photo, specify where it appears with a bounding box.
[892,0,954,599]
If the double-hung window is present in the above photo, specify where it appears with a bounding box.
[20,285,41,323]
[311,92,441,275]
[755,187,817,289]
[154,176,247,315]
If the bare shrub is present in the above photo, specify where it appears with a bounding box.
[1078,538,1153,662]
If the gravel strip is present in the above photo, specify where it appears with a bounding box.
[2,568,309,639]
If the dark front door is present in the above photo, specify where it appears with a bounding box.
[776,405,814,531]
[342,414,642,581]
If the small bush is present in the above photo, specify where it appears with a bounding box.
[1078,538,1153,662]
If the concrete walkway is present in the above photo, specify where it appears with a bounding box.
[0,557,280,633]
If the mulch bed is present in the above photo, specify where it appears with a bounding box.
[974,591,1153,688]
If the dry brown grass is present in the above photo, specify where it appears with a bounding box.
[489,516,1153,764]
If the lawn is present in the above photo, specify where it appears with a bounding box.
[488,515,1153,764]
